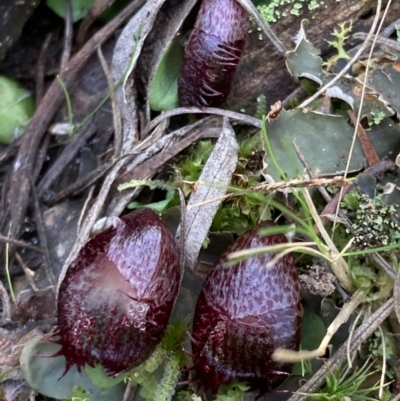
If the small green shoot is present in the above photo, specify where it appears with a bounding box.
[369,111,386,126]
[5,224,15,302]
[214,381,250,401]
[161,319,188,353]
[118,178,176,193]
[304,358,390,401]
[323,21,352,71]
[56,75,74,137]
[126,320,187,401]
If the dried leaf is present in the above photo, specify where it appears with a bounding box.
[394,271,400,324]
[111,0,167,154]
[180,119,239,273]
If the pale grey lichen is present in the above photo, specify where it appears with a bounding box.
[345,193,400,249]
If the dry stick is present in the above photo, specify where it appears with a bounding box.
[371,253,396,280]
[29,175,57,288]
[348,110,379,167]
[60,0,73,71]
[32,134,51,182]
[35,33,53,103]
[8,0,145,240]
[15,252,40,292]
[381,17,400,37]
[0,234,42,253]
[287,298,394,401]
[77,0,117,46]
[77,186,95,234]
[0,280,12,322]
[237,0,286,55]
[350,18,400,59]
[47,161,114,205]
[97,46,123,159]
[377,324,387,399]
[353,32,400,55]
[253,176,350,192]
[185,177,350,211]
[37,121,97,197]
[333,0,389,231]
[143,107,261,138]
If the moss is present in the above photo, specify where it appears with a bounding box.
[257,0,338,23]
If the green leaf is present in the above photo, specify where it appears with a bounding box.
[46,0,95,22]
[262,109,367,180]
[128,189,176,213]
[85,364,130,391]
[286,20,323,82]
[292,306,326,376]
[149,38,184,111]
[0,76,35,144]
[20,336,125,400]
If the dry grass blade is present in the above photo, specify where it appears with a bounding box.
[97,46,123,159]
[0,280,12,323]
[178,118,239,273]
[302,188,354,293]
[393,271,400,324]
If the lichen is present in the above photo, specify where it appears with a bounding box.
[257,0,339,23]
[344,193,400,249]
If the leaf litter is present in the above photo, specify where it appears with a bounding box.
[0,0,400,400]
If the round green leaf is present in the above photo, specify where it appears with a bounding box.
[46,0,95,22]
[292,305,326,376]
[0,76,35,144]
[149,39,183,112]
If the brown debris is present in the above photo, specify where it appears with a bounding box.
[299,265,337,297]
